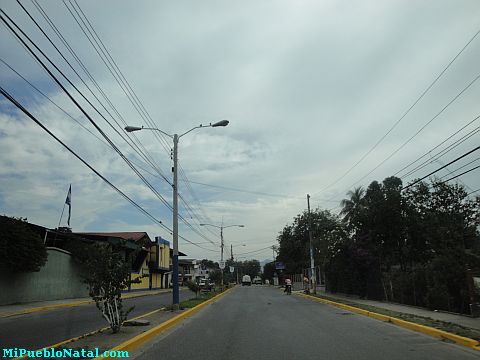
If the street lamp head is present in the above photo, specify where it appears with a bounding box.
[211,120,229,127]
[125,126,143,132]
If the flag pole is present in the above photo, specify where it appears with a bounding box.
[58,202,66,229]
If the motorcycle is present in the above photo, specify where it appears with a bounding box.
[284,284,292,295]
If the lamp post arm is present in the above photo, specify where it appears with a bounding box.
[179,124,209,138]
[145,127,174,138]
[223,224,245,229]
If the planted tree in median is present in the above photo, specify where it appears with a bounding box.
[82,243,135,333]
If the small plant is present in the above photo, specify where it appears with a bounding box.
[185,280,200,298]
[83,244,134,333]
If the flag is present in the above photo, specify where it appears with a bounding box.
[65,185,71,227]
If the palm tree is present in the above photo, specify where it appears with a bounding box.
[340,187,365,228]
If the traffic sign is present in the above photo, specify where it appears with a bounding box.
[229,266,234,273]
[219,260,226,269]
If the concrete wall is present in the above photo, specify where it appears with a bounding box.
[0,247,89,305]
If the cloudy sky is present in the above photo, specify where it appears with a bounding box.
[1,0,479,262]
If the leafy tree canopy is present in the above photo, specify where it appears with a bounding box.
[0,216,48,272]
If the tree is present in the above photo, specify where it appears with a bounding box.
[263,261,276,282]
[0,216,47,272]
[240,260,261,278]
[340,186,365,233]
[82,243,134,333]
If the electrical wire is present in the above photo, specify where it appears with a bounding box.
[22,0,171,185]
[62,0,172,157]
[402,146,480,190]
[0,9,175,212]
[0,85,167,229]
[313,28,480,197]
[395,115,480,178]
[438,164,480,184]
[438,157,480,181]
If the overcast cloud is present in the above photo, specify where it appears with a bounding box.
[1,0,479,261]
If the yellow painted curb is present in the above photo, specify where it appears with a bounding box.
[99,287,237,358]
[0,289,171,318]
[296,292,480,350]
[12,306,167,360]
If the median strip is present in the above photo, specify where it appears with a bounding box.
[12,306,166,360]
[99,286,236,357]
[295,292,480,350]
[0,289,172,318]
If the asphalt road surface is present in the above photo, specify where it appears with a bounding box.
[0,289,193,350]
[137,286,480,360]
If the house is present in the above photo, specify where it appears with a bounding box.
[178,258,197,285]
[0,215,179,305]
[77,232,175,291]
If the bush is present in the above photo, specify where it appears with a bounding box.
[0,216,47,272]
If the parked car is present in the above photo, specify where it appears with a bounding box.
[242,275,252,286]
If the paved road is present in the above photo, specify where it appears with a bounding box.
[0,289,193,350]
[137,286,480,360]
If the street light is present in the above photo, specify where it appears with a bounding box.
[199,223,245,287]
[125,120,229,308]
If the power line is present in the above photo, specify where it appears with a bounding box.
[468,188,480,196]
[62,0,172,157]
[438,164,480,184]
[401,127,479,180]
[402,146,480,190]
[438,157,480,181]
[0,85,167,229]
[1,84,216,252]
[235,245,276,256]
[313,28,480,196]
[23,0,171,185]
[395,115,480,178]
[180,178,307,200]
[325,71,480,203]
[1,9,176,212]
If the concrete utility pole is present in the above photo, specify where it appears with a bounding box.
[199,222,245,288]
[125,120,229,309]
[172,134,179,306]
[307,194,316,294]
[220,226,224,287]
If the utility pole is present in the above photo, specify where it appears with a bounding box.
[307,194,316,294]
[172,134,179,308]
[231,244,233,261]
[220,226,224,287]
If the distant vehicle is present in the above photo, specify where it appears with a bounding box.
[242,275,252,286]
[253,276,262,285]
[199,278,213,290]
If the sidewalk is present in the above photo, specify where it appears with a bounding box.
[0,288,173,318]
[295,284,480,331]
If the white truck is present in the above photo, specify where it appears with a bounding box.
[242,275,252,286]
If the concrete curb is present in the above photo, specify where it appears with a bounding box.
[295,292,480,350]
[0,289,172,318]
[99,286,236,358]
[12,307,167,360]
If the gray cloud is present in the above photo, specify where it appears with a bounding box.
[1,0,479,259]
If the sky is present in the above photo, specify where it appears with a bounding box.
[1,0,479,263]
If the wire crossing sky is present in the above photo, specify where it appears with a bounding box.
[1,0,479,261]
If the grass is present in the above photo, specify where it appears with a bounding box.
[311,293,480,341]
[163,289,224,311]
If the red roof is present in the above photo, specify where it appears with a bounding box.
[78,232,151,242]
